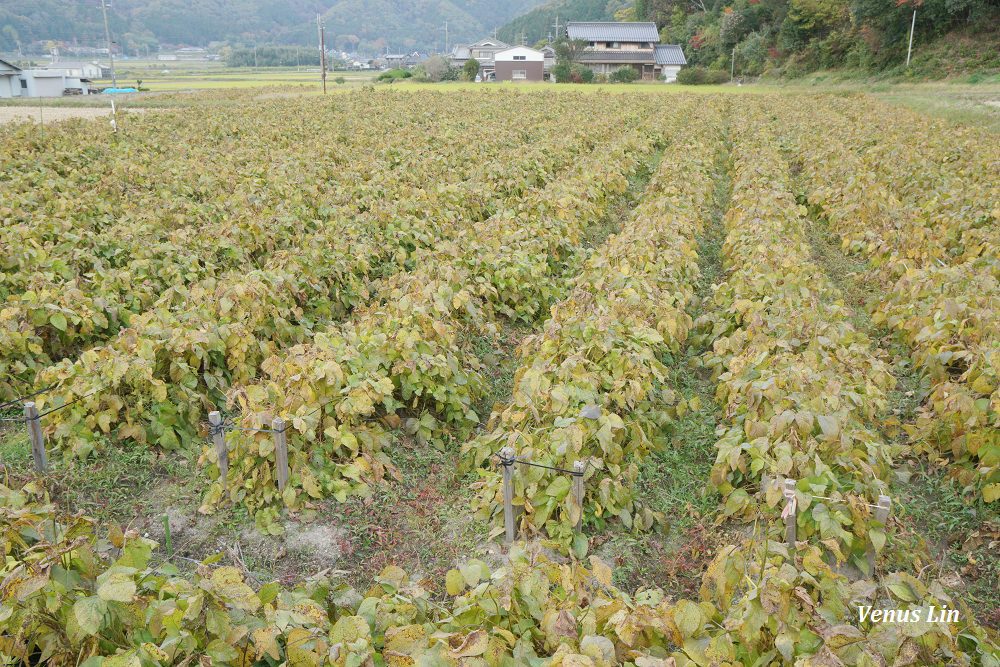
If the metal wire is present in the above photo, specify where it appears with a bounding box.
[34,390,100,418]
[0,383,59,411]
[491,451,590,477]
[209,422,286,437]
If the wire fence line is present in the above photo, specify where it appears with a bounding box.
[2,377,895,576]
[490,450,592,477]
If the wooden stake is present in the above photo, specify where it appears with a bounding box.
[273,417,288,492]
[500,446,515,544]
[784,478,797,550]
[209,411,228,488]
[572,461,585,532]
[24,401,47,473]
[866,494,893,577]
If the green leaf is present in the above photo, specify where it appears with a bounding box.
[257,581,280,605]
[73,595,107,635]
[545,475,571,500]
[869,527,886,553]
[675,599,702,638]
[774,631,795,661]
[572,533,588,559]
[50,312,68,332]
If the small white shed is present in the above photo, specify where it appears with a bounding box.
[654,45,687,83]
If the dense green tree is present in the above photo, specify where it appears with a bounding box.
[463,57,480,80]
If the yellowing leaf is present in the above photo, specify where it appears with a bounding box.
[73,595,107,635]
[210,566,262,611]
[445,569,465,596]
[96,567,137,602]
[588,556,612,587]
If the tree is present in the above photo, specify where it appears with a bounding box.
[462,57,480,80]
[554,39,588,63]
[423,54,450,81]
[553,59,572,83]
[2,25,21,55]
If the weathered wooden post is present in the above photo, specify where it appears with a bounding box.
[866,494,893,577]
[209,411,228,488]
[500,446,515,544]
[273,417,289,492]
[572,461,585,532]
[24,401,47,473]
[783,478,797,550]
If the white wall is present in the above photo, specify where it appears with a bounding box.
[661,65,681,83]
[494,46,545,63]
[0,74,21,98]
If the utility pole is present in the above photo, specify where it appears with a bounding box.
[296,46,300,72]
[731,46,735,83]
[906,9,916,67]
[317,14,327,94]
[444,21,449,54]
[100,0,117,87]
[552,16,562,40]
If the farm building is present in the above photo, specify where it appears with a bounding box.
[42,61,104,78]
[0,58,22,98]
[654,45,688,83]
[494,46,545,82]
[18,70,92,97]
[567,21,686,81]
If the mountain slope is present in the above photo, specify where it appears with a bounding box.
[0,0,546,53]
[497,0,630,46]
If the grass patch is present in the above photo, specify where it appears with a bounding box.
[594,132,731,597]
[893,463,1000,629]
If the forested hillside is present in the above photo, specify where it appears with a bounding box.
[497,0,631,45]
[636,0,999,76]
[0,0,545,54]
[496,0,999,77]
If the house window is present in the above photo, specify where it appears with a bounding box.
[513,55,526,60]
[20,79,27,88]
[606,41,620,48]
[477,50,488,58]
[641,42,650,48]
[513,69,527,80]
[588,41,595,47]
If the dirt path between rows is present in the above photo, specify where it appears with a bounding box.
[0,106,147,125]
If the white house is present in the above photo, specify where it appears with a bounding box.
[0,58,22,98]
[493,46,545,82]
